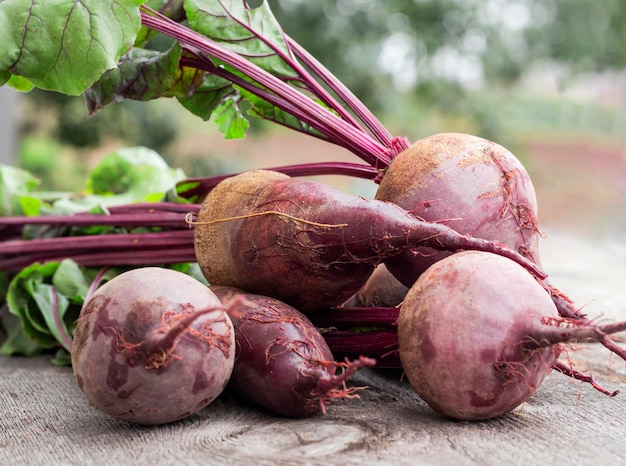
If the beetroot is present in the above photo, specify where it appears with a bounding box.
[398,251,625,421]
[71,267,235,425]
[192,169,543,313]
[342,263,409,308]
[377,133,626,363]
[376,133,542,287]
[211,286,375,417]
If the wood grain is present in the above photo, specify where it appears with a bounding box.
[1,344,626,466]
[2,232,625,465]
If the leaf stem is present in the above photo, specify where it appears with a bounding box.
[140,7,390,166]
[176,161,380,199]
[213,2,365,134]
[0,231,196,271]
[180,54,339,144]
[82,267,110,313]
[285,36,411,158]
[50,286,73,352]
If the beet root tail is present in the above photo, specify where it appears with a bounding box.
[553,360,619,397]
[548,286,626,363]
[140,301,237,369]
[535,318,626,348]
[310,356,376,414]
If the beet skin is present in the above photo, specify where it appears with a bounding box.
[212,286,374,417]
[398,251,559,421]
[71,267,235,425]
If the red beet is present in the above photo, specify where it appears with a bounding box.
[193,170,543,313]
[71,267,235,425]
[398,251,625,421]
[378,133,626,365]
[211,286,375,417]
[376,133,542,287]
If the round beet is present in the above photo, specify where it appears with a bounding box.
[376,133,542,287]
[398,251,626,420]
[71,267,235,425]
[399,251,560,421]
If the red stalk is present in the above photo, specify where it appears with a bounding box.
[140,7,389,166]
[0,230,194,256]
[212,2,366,135]
[0,247,197,271]
[177,161,380,200]
[180,53,349,145]
[0,232,195,271]
[311,306,399,329]
[0,212,192,228]
[285,35,410,158]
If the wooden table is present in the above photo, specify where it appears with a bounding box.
[1,343,626,466]
[2,232,626,465]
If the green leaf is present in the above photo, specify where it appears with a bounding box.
[213,98,249,139]
[6,261,85,353]
[0,305,42,357]
[7,262,63,350]
[0,0,145,95]
[86,146,186,196]
[174,180,201,201]
[6,74,34,92]
[0,70,9,87]
[18,195,44,217]
[31,281,73,350]
[85,45,181,113]
[52,260,89,305]
[177,72,235,121]
[0,164,40,216]
[42,146,186,214]
[184,0,295,76]
[85,44,207,114]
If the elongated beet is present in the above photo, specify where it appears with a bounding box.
[193,170,544,312]
[376,133,542,288]
[211,286,375,417]
[71,267,235,425]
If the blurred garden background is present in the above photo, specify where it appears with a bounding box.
[2,0,625,237]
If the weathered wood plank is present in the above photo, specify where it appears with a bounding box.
[1,344,625,466]
[1,233,625,465]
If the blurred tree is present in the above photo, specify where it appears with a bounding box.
[273,0,625,90]
[271,0,625,139]
[273,0,478,111]
[23,90,178,154]
[525,0,626,72]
